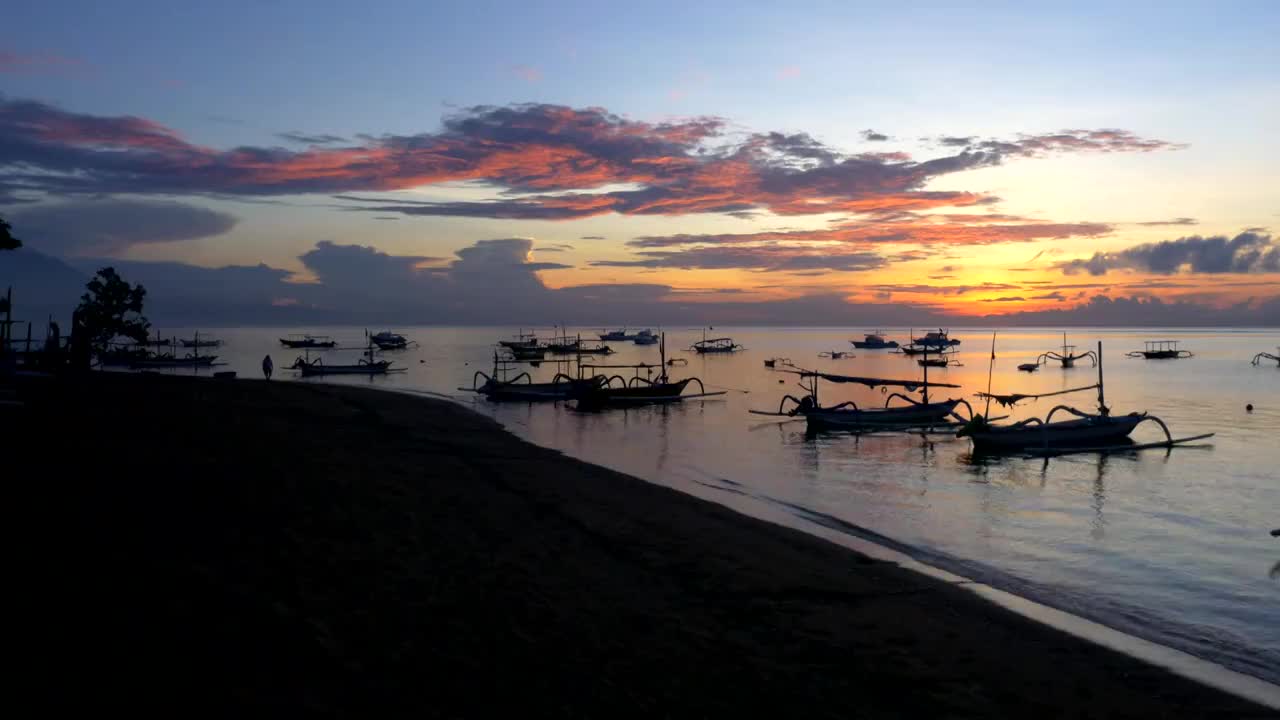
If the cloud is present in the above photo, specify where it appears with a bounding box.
[861,129,889,142]
[277,131,349,145]
[865,282,1020,296]
[1031,292,1066,301]
[590,244,889,272]
[5,243,1275,328]
[627,219,1111,249]
[579,236,604,240]
[0,96,1180,223]
[1136,217,1197,227]
[980,296,1027,302]
[8,198,238,256]
[1059,232,1279,275]
[776,66,801,80]
[937,136,976,147]
[0,50,82,73]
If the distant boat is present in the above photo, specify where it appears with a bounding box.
[509,345,547,361]
[632,329,658,345]
[179,337,222,348]
[912,329,960,347]
[498,329,539,350]
[131,353,218,369]
[280,334,336,349]
[370,330,414,350]
[851,331,898,349]
[1126,340,1192,359]
[571,333,725,410]
[598,328,629,341]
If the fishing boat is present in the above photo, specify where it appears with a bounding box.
[509,344,547,362]
[280,334,336,349]
[291,333,397,376]
[462,353,580,401]
[959,341,1213,455]
[598,328,629,341]
[918,355,959,368]
[1252,348,1279,367]
[912,329,961,347]
[1032,332,1096,369]
[751,347,970,432]
[131,352,218,369]
[370,330,415,350]
[1017,362,1040,373]
[897,344,935,356]
[571,334,725,410]
[544,329,582,353]
[498,330,539,350]
[851,331,899,349]
[819,350,854,359]
[763,357,791,368]
[98,345,152,367]
[179,336,222,348]
[632,329,659,345]
[1126,340,1193,359]
[574,339,616,355]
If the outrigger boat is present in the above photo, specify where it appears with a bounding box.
[1032,332,1096,369]
[574,339,616,355]
[819,350,854,359]
[690,328,743,354]
[280,334,336,349]
[1126,340,1192,359]
[1252,348,1279,367]
[462,352,580,401]
[570,334,725,410]
[498,330,539,350]
[851,331,899,349]
[179,336,222,348]
[290,333,397,376]
[959,341,1213,455]
[131,351,219,369]
[509,344,547,362]
[918,354,960,368]
[751,347,970,432]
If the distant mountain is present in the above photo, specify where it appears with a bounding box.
[0,248,87,324]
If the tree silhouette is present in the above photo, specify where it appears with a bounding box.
[0,215,20,250]
[75,268,151,351]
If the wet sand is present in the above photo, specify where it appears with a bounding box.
[8,373,1272,717]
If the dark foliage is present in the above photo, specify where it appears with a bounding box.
[75,267,150,350]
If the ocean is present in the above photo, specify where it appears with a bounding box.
[124,325,1280,685]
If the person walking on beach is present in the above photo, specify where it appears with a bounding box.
[262,354,273,380]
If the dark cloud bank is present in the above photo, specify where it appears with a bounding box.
[4,240,1275,327]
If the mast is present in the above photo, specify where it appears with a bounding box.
[1096,340,1107,416]
[921,343,930,404]
[984,331,997,417]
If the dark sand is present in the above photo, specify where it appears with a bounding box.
[7,373,1272,717]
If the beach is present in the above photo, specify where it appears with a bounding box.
[8,372,1271,717]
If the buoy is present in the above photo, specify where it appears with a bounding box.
[1246,403,1254,412]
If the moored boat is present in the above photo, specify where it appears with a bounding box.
[598,328,629,341]
[1126,340,1192,359]
[632,329,658,345]
[851,331,899,349]
[370,330,414,350]
[912,329,961,347]
[280,334,336,349]
[960,341,1213,455]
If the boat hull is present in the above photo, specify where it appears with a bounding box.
[298,363,390,376]
[804,399,961,431]
[851,340,898,349]
[573,379,692,408]
[964,415,1143,452]
[280,339,336,349]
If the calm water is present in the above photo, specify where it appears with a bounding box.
[143,326,1279,684]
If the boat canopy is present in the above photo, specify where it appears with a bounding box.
[782,369,959,390]
[976,383,1100,408]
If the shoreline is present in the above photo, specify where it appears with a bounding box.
[10,372,1277,715]
[437,385,1280,706]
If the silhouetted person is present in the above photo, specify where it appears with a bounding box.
[262,354,273,380]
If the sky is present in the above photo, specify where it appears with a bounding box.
[2,0,1278,325]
